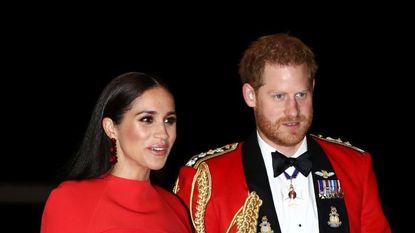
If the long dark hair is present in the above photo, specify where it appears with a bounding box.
[65,72,170,180]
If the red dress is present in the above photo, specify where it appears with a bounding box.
[41,174,192,233]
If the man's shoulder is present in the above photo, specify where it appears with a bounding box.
[185,143,240,168]
[311,134,365,153]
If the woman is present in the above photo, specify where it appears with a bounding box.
[41,72,192,233]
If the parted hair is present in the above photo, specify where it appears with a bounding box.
[65,72,170,180]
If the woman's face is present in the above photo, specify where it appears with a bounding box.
[109,86,176,180]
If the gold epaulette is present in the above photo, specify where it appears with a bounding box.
[186,143,238,168]
[311,134,365,153]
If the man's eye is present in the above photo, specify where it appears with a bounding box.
[273,93,285,100]
[296,92,307,99]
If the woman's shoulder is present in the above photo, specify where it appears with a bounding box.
[43,178,108,218]
[47,178,108,203]
[57,177,103,190]
[41,178,109,232]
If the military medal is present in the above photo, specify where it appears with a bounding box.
[288,184,296,199]
[317,178,344,199]
[327,206,342,228]
[259,216,274,233]
[284,169,299,199]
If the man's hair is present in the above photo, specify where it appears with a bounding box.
[239,33,318,90]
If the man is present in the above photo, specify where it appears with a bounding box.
[174,33,391,233]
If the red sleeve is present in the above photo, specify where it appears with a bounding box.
[41,184,90,233]
[41,188,72,233]
[361,154,391,233]
[176,165,223,233]
[176,166,197,211]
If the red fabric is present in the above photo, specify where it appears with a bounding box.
[41,175,192,233]
[314,138,391,233]
[176,137,391,233]
[177,145,248,232]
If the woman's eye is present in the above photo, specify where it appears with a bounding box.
[165,116,177,125]
[140,116,153,123]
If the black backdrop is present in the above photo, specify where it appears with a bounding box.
[1,6,410,232]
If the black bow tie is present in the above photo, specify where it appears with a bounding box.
[271,150,312,177]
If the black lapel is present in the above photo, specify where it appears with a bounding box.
[242,132,282,233]
[308,137,349,233]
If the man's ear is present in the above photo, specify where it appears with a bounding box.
[102,117,116,138]
[242,83,256,107]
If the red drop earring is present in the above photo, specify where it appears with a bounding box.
[109,138,118,165]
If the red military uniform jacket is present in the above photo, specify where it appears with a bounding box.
[174,133,391,233]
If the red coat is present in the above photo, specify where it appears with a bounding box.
[175,133,391,233]
[42,174,192,233]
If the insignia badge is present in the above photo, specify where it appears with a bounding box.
[259,216,274,233]
[317,179,344,199]
[327,206,342,228]
[315,170,335,178]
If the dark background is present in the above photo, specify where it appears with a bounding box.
[1,5,410,232]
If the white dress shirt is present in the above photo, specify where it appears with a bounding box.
[257,132,319,233]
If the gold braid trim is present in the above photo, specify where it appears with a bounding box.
[186,143,239,168]
[172,177,179,194]
[311,134,365,153]
[226,191,262,233]
[190,162,211,233]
